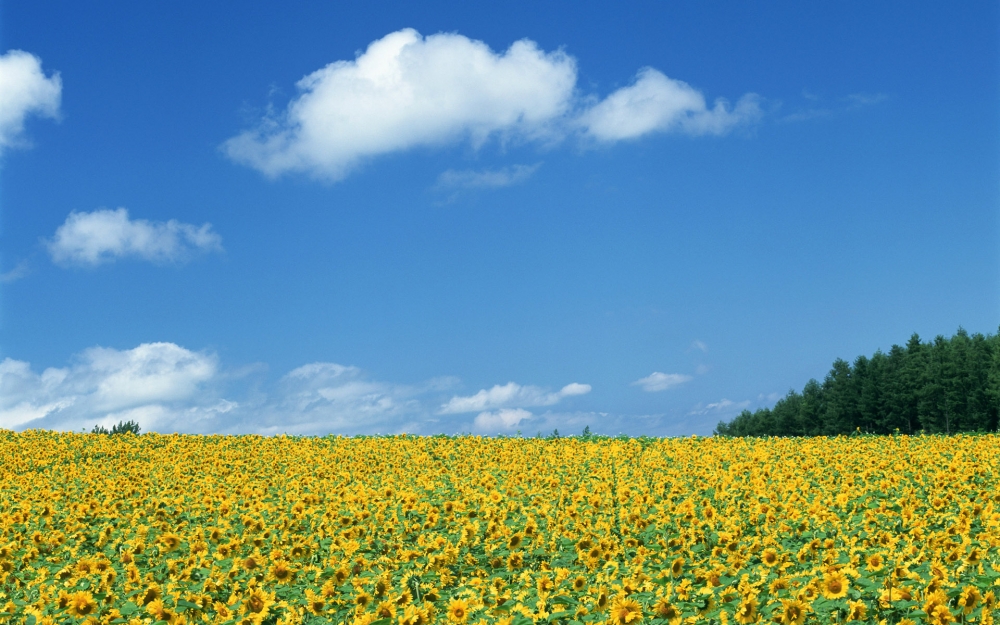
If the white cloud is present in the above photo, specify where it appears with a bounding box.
[0,343,221,432]
[472,408,533,433]
[690,339,708,353]
[687,398,751,416]
[632,371,693,392]
[46,208,223,266]
[258,362,427,435]
[579,68,761,141]
[436,163,540,189]
[0,259,31,283]
[224,29,761,182]
[223,29,576,180]
[0,50,61,156]
[781,91,888,123]
[440,381,591,414]
[844,92,888,108]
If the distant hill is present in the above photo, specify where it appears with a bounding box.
[714,327,1000,436]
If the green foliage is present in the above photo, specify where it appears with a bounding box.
[715,326,1000,437]
[91,420,142,436]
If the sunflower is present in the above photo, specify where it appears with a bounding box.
[653,597,679,624]
[734,596,757,625]
[159,532,181,552]
[609,596,642,625]
[140,586,162,606]
[778,599,808,625]
[375,601,397,620]
[862,552,884,572]
[506,552,524,569]
[958,586,982,614]
[929,604,955,625]
[537,576,555,594]
[594,589,610,612]
[145,598,177,624]
[446,599,469,623]
[269,560,295,583]
[820,571,848,600]
[983,590,997,611]
[845,600,866,621]
[669,557,684,577]
[355,591,373,610]
[245,588,273,616]
[572,575,587,591]
[508,533,523,549]
[65,591,98,618]
[761,548,780,567]
[241,555,260,571]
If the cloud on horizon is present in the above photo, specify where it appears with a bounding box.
[46,208,223,267]
[2,342,725,437]
[439,381,591,414]
[223,28,761,181]
[0,50,61,158]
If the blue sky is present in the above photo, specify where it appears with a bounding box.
[1,1,997,436]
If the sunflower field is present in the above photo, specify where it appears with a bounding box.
[1,431,998,625]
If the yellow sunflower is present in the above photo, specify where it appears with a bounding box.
[65,591,98,618]
[761,548,780,567]
[608,596,642,625]
[734,596,757,625]
[845,600,866,622]
[820,571,848,600]
[778,599,808,625]
[446,598,469,623]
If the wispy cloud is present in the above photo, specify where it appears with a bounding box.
[844,92,888,108]
[781,91,888,123]
[0,50,61,158]
[223,28,761,182]
[436,163,541,189]
[0,259,31,283]
[687,398,750,416]
[440,381,591,414]
[46,208,223,266]
[631,372,693,392]
[690,339,708,353]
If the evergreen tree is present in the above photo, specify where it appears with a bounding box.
[714,327,999,437]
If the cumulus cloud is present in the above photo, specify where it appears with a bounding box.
[223,29,576,180]
[436,163,541,189]
[0,344,448,436]
[440,381,591,414]
[472,408,533,433]
[257,363,428,435]
[2,342,730,436]
[579,68,762,141]
[0,342,222,432]
[632,371,693,392]
[0,50,61,156]
[46,208,223,266]
[224,29,760,181]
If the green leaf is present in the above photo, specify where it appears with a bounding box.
[119,601,139,616]
[176,599,202,612]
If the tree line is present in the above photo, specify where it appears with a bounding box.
[714,327,1000,437]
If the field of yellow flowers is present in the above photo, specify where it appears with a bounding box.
[1,431,998,625]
